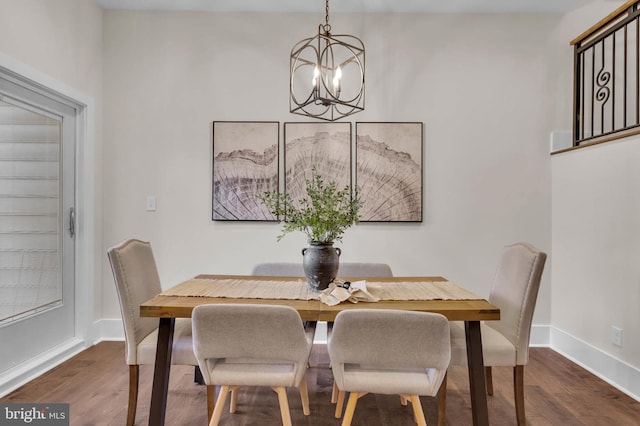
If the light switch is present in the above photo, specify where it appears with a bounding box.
[146,196,157,212]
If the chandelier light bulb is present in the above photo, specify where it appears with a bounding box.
[333,66,342,96]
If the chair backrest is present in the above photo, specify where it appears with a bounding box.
[487,242,547,365]
[107,239,162,365]
[329,309,451,373]
[251,262,304,276]
[192,304,310,385]
[251,262,393,278]
[337,262,393,278]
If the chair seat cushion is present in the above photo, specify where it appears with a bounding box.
[449,321,516,367]
[206,359,299,387]
[339,365,442,396]
[137,318,197,365]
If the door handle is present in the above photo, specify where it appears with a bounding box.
[69,207,75,238]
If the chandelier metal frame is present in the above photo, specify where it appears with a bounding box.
[289,0,365,121]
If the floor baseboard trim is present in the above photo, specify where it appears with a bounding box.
[550,326,640,402]
[0,338,87,398]
[91,318,124,343]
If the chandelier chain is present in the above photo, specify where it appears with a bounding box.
[325,0,329,26]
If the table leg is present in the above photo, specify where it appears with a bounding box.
[149,317,175,426]
[465,320,489,426]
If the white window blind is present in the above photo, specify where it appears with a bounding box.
[0,99,62,324]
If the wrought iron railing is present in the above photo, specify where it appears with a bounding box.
[572,0,640,147]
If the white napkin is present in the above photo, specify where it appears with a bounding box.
[319,280,381,306]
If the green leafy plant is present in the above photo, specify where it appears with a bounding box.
[258,167,361,244]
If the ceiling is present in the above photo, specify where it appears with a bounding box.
[95,0,601,14]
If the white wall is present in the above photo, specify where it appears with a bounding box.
[548,1,640,399]
[102,11,556,321]
[552,136,640,364]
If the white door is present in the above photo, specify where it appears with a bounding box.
[0,75,76,375]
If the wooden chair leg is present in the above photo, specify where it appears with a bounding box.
[299,374,311,415]
[341,392,361,426]
[126,365,139,426]
[206,385,215,422]
[514,365,526,425]
[229,386,239,413]
[331,381,338,403]
[437,371,447,426]
[486,366,494,395]
[400,395,408,406]
[335,390,346,418]
[273,386,292,426]
[409,395,427,426]
[210,385,230,426]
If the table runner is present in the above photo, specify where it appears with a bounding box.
[160,278,482,301]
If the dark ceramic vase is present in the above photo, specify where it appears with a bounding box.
[302,242,341,291]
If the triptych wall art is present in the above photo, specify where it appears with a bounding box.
[212,121,423,222]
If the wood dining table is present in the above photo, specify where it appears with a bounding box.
[140,275,500,426]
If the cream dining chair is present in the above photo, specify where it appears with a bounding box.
[251,261,394,372]
[328,309,451,426]
[107,238,200,426]
[447,242,547,425]
[191,303,314,426]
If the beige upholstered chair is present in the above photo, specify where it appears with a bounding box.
[107,239,199,426]
[192,304,314,426]
[328,309,451,426]
[251,261,394,373]
[448,242,547,425]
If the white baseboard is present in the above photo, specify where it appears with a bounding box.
[530,324,550,346]
[0,338,87,398]
[550,326,640,402]
[91,318,124,343]
[314,321,328,344]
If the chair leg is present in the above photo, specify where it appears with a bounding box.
[514,365,526,425]
[341,392,361,426]
[437,371,447,426]
[409,395,427,426]
[486,366,494,396]
[299,374,311,415]
[335,390,346,418]
[273,386,292,426]
[206,385,215,422]
[229,386,239,413]
[210,385,230,426]
[331,381,338,403]
[126,365,139,426]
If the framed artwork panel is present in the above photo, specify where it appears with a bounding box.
[355,122,423,222]
[283,122,352,207]
[212,121,279,221]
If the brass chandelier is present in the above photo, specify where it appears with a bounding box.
[289,0,365,121]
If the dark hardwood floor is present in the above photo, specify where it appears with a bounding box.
[2,342,639,425]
